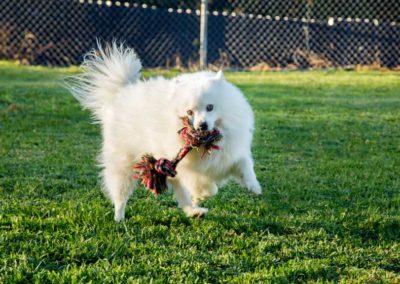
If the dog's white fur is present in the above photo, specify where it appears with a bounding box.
[68,43,261,221]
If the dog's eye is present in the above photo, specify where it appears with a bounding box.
[187,110,193,116]
[206,104,214,112]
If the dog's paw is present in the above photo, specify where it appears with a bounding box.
[114,207,125,222]
[114,214,125,222]
[248,181,262,195]
[184,206,209,218]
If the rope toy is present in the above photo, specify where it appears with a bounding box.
[133,117,222,196]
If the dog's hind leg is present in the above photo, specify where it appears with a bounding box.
[102,157,134,222]
[170,179,209,218]
[192,182,218,206]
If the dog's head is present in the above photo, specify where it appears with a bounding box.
[172,71,227,132]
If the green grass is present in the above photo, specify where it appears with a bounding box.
[1,61,399,283]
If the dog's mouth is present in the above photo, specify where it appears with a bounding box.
[179,116,222,133]
[179,116,221,135]
[196,128,218,137]
[178,116,222,150]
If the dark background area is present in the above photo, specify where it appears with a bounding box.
[0,0,399,68]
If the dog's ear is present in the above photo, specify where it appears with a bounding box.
[168,77,184,100]
[215,70,224,81]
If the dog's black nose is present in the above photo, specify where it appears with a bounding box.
[198,122,208,131]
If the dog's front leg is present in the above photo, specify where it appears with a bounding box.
[169,179,209,218]
[235,156,262,195]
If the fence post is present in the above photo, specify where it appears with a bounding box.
[199,0,208,70]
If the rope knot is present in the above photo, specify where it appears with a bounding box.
[155,158,177,177]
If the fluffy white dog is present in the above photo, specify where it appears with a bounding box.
[68,43,261,221]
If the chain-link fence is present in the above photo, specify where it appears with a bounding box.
[1,0,399,69]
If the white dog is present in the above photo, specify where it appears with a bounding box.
[68,43,261,221]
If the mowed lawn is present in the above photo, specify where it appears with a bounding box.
[0,61,399,283]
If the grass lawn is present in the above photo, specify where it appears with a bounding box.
[0,61,399,283]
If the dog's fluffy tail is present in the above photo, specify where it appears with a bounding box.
[66,41,142,120]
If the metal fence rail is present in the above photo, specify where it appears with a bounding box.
[0,0,399,69]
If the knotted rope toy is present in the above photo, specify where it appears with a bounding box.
[133,117,222,196]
